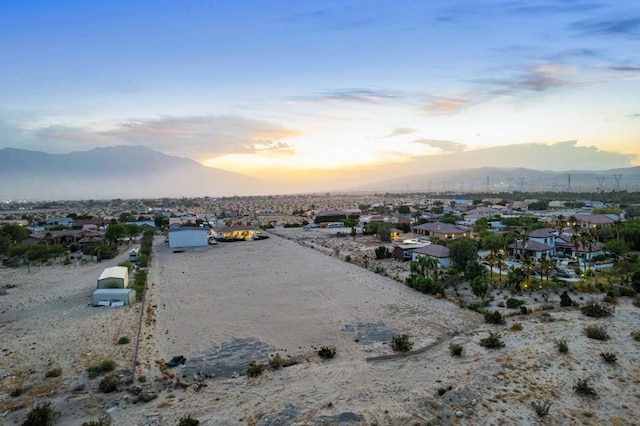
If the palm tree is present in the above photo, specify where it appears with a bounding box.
[521,256,534,285]
[487,251,496,283]
[539,255,554,283]
[555,214,565,236]
[570,232,581,262]
[495,251,506,284]
[584,231,596,274]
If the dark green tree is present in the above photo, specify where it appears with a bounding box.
[448,238,478,271]
[104,224,127,245]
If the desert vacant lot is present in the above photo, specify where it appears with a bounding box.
[2,233,640,425]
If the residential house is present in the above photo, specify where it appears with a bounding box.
[393,242,429,261]
[508,239,554,259]
[574,213,617,229]
[412,222,469,240]
[411,244,451,268]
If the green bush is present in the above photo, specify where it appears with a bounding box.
[247,361,264,377]
[583,324,609,341]
[10,388,23,397]
[390,334,414,352]
[98,375,120,393]
[87,360,116,378]
[616,286,636,297]
[483,310,505,325]
[21,402,60,426]
[268,353,284,369]
[45,368,62,378]
[573,378,596,396]
[480,331,505,349]
[318,346,337,359]
[555,338,569,353]
[510,323,523,331]
[246,360,265,377]
[560,291,573,307]
[117,336,130,344]
[178,415,200,426]
[531,400,551,418]
[449,343,464,356]
[81,415,112,426]
[580,300,613,318]
[632,330,640,341]
[600,352,617,364]
[506,298,526,309]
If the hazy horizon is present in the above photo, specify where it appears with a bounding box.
[2,1,639,191]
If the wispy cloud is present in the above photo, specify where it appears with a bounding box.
[420,96,470,115]
[630,113,640,118]
[414,138,466,153]
[509,1,604,15]
[385,127,416,137]
[609,65,640,72]
[571,16,640,37]
[294,88,402,104]
[2,115,300,161]
[101,115,300,159]
[482,63,577,95]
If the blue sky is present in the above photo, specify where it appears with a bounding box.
[1,0,639,187]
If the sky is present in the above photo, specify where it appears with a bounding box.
[1,0,639,188]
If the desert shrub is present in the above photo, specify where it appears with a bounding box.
[98,375,120,393]
[318,346,337,359]
[344,255,351,262]
[580,300,613,318]
[437,385,453,396]
[10,388,23,397]
[246,360,265,377]
[506,298,526,309]
[81,415,112,426]
[510,323,523,331]
[531,400,551,418]
[21,402,60,426]
[573,378,596,396]
[634,298,640,308]
[483,310,505,325]
[137,375,147,383]
[117,336,130,344]
[520,306,528,315]
[583,324,610,341]
[390,334,414,352]
[178,415,200,426]
[480,331,505,349]
[449,343,464,356]
[374,246,390,259]
[45,368,62,378]
[631,330,640,341]
[87,360,116,378]
[555,338,569,353]
[560,291,573,307]
[268,353,284,369]
[616,286,636,297]
[602,295,617,305]
[600,352,617,363]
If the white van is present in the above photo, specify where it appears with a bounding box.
[326,222,345,229]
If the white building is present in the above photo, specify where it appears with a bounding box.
[168,226,209,248]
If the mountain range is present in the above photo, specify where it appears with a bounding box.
[1,145,639,200]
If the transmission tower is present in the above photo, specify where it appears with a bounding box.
[596,176,607,192]
[567,174,571,192]
[507,178,514,192]
[613,174,622,191]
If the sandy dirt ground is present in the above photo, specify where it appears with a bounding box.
[2,232,640,425]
